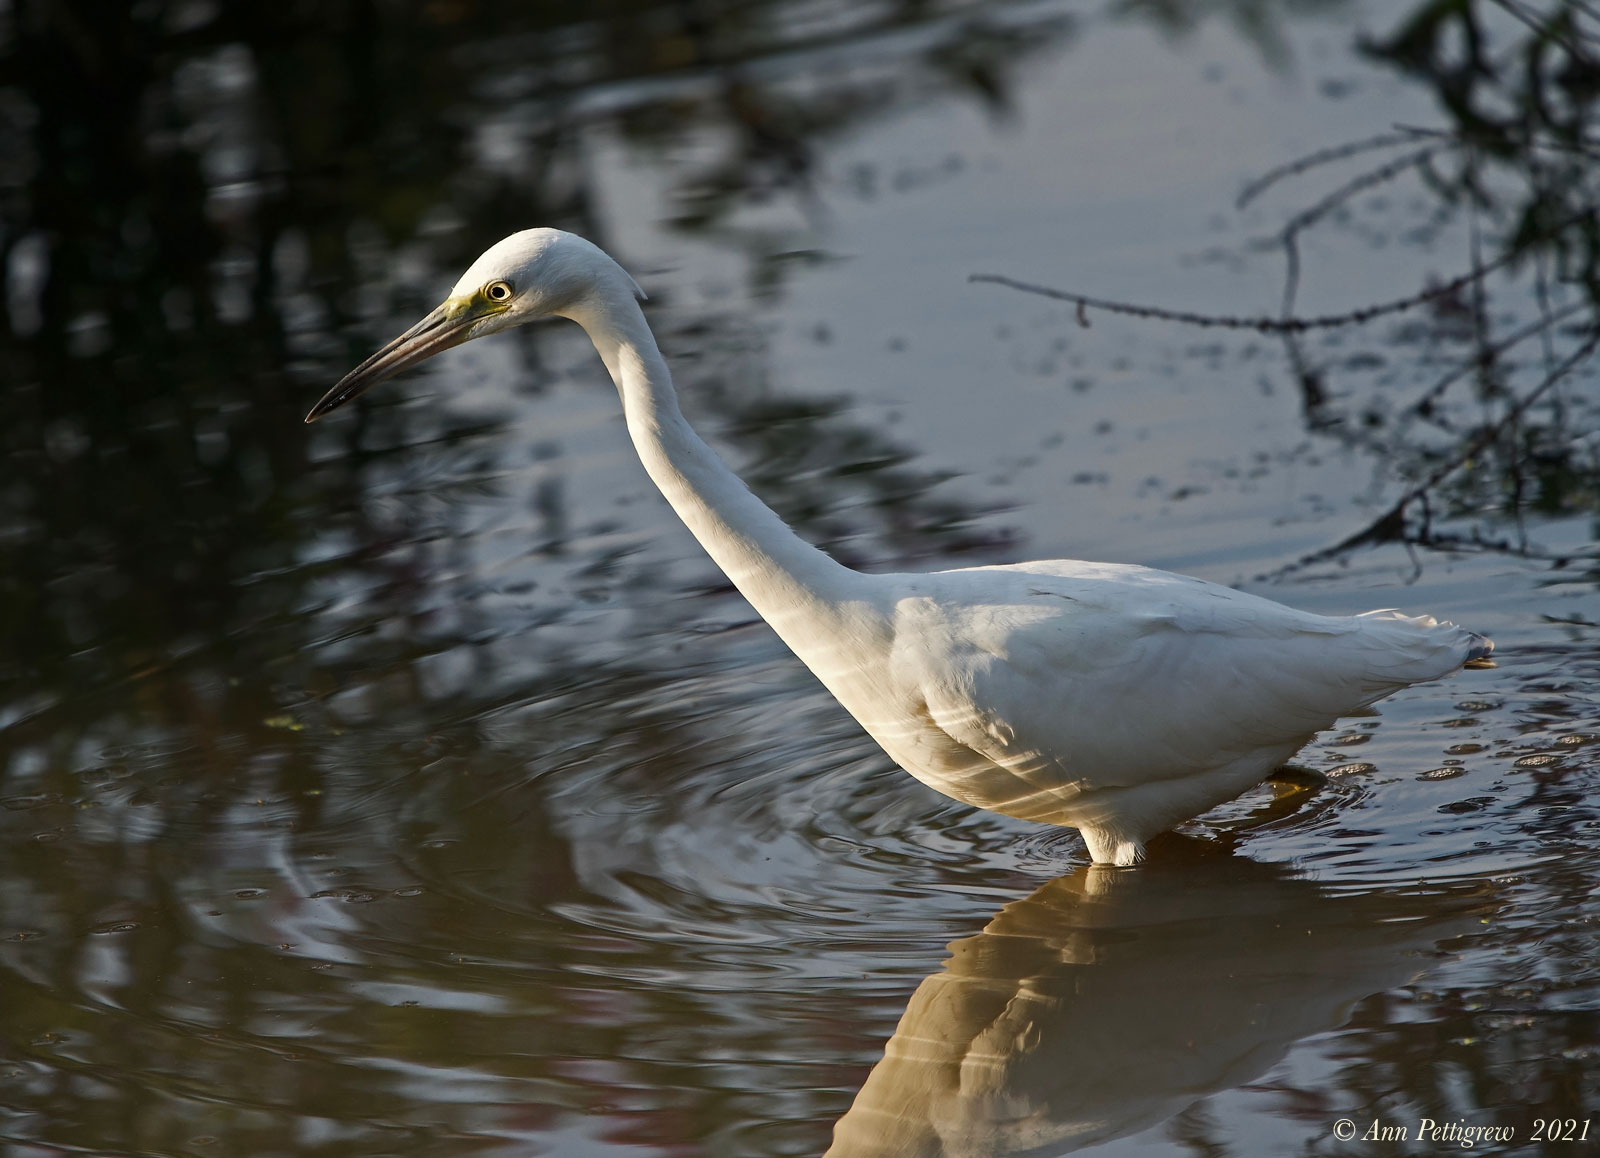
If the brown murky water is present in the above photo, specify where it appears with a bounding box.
[3,2,1598,1155]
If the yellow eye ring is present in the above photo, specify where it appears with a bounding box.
[486,280,513,303]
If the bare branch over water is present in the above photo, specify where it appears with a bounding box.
[969,249,1522,334]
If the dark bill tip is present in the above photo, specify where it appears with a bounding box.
[304,375,371,424]
[305,302,474,423]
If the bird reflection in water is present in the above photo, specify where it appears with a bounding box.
[826,838,1487,1157]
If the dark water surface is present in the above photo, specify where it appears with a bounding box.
[3,1,1600,1155]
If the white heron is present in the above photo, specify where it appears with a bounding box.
[307,229,1492,866]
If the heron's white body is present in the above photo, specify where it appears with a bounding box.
[798,563,1479,866]
[388,230,1491,865]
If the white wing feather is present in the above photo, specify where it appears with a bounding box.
[864,560,1486,863]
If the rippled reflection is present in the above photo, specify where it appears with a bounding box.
[827,838,1487,1157]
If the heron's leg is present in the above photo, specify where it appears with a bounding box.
[1218,766,1327,833]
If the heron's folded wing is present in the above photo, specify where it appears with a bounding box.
[906,573,1438,792]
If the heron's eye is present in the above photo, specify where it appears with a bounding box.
[485,281,514,303]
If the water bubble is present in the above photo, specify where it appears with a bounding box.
[1418,767,1465,781]
[1329,733,1370,746]
[393,886,424,898]
[1513,753,1562,769]
[1327,762,1377,777]
[1455,701,1499,712]
[1445,743,1484,754]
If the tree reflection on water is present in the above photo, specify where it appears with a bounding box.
[984,1,1600,578]
[0,2,1069,1152]
[1,0,1055,754]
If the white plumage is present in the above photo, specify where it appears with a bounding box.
[308,229,1492,865]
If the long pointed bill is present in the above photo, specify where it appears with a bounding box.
[305,302,478,423]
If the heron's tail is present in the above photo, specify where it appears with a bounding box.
[1462,630,1496,668]
[1353,609,1495,686]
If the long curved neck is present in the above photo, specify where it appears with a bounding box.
[563,278,866,632]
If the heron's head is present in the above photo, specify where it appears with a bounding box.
[305,228,644,422]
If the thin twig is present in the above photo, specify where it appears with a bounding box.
[1236,132,1419,209]
[1263,329,1600,579]
[1408,529,1556,561]
[1396,120,1600,159]
[1405,300,1585,422]
[1281,147,1441,242]
[1280,229,1302,319]
[1397,332,1590,512]
[1269,147,1440,419]
[970,246,1521,333]
[1489,0,1595,59]
[1277,229,1316,416]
